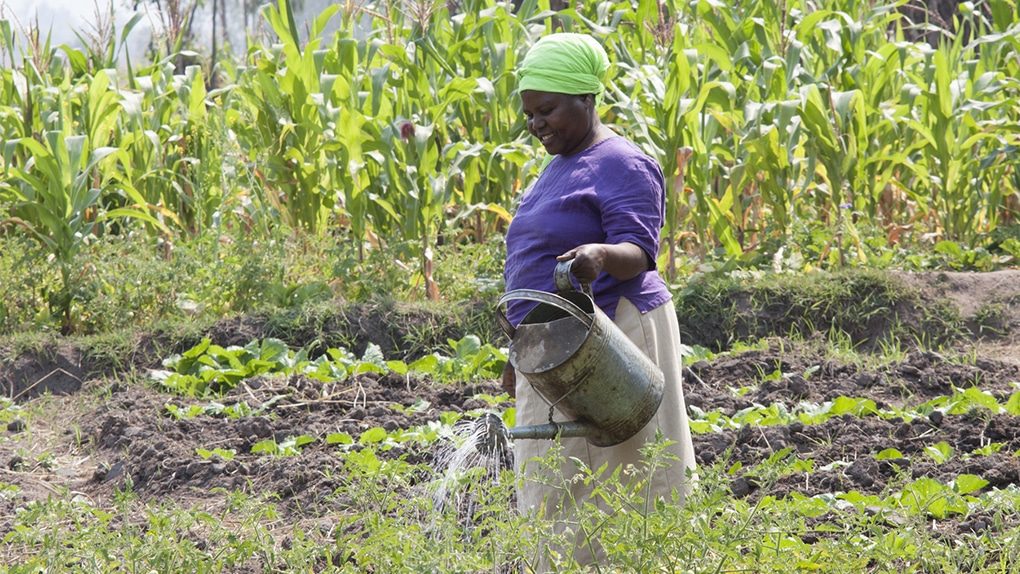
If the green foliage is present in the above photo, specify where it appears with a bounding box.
[166,401,259,420]
[2,0,1017,328]
[0,225,330,335]
[153,337,296,396]
[250,434,316,457]
[196,447,236,461]
[152,334,507,397]
[3,490,291,571]
[407,334,506,381]
[923,441,955,464]
[7,459,1018,573]
[0,397,21,425]
[690,385,1020,434]
[0,126,165,333]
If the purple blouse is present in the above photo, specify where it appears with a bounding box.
[504,136,671,326]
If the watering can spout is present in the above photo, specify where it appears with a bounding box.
[507,421,594,441]
[474,413,594,456]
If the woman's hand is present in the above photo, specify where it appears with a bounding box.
[557,242,650,283]
[501,361,516,398]
[556,244,606,283]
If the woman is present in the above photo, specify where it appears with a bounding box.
[502,33,697,567]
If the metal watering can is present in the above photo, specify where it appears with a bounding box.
[478,261,664,454]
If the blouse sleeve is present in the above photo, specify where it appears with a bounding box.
[597,154,666,268]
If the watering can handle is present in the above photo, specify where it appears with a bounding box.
[496,289,595,340]
[554,259,593,298]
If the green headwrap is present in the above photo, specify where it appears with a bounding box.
[517,33,609,96]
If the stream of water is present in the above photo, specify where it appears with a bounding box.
[430,413,513,517]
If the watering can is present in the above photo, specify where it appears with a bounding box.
[478,260,664,454]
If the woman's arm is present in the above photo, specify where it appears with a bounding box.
[557,241,650,284]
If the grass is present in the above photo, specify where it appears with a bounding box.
[0,230,506,349]
[2,449,1019,573]
[3,220,1005,367]
[970,299,1015,338]
[0,331,64,368]
[1,489,288,572]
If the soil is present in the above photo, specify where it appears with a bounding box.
[0,270,1018,552]
[0,370,507,546]
[0,341,85,400]
[86,373,502,512]
[683,341,1020,504]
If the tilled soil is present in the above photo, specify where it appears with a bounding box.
[80,373,504,514]
[684,343,1020,501]
[684,343,1020,414]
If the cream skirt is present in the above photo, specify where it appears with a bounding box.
[513,296,696,568]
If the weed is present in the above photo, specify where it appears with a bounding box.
[972,300,1010,337]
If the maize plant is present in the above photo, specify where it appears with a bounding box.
[0,130,165,332]
[1,0,1018,321]
[231,0,343,233]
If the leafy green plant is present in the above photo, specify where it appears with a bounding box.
[0,397,21,424]
[923,441,955,464]
[250,434,315,457]
[152,337,295,396]
[406,335,507,381]
[153,335,508,398]
[231,0,343,233]
[166,400,260,420]
[196,447,236,461]
[690,385,1020,434]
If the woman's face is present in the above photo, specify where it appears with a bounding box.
[520,90,595,156]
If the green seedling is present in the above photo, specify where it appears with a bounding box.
[250,434,315,457]
[196,448,236,461]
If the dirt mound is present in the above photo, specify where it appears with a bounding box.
[676,269,1020,353]
[894,271,1020,333]
[895,271,1020,364]
[0,342,84,400]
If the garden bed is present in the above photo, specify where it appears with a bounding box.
[1,269,1018,570]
